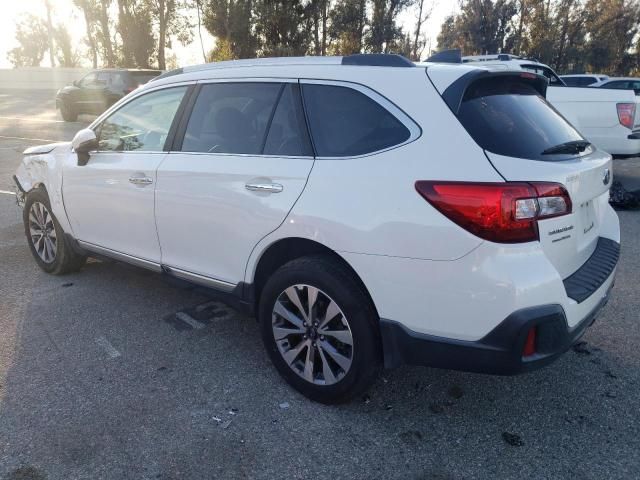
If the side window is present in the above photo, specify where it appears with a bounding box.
[96,86,187,152]
[181,83,282,154]
[95,72,110,86]
[79,72,96,87]
[301,84,411,157]
[263,84,313,156]
[606,81,629,90]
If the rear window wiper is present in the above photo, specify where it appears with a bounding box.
[541,140,591,155]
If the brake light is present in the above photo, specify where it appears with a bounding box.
[522,327,537,357]
[414,181,572,243]
[617,103,636,129]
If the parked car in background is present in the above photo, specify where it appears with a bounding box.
[15,55,619,403]
[56,69,162,122]
[591,77,640,95]
[460,54,640,157]
[560,74,609,87]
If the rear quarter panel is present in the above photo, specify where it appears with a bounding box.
[245,66,503,282]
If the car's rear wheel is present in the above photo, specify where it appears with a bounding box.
[59,101,77,122]
[23,188,86,274]
[259,255,381,404]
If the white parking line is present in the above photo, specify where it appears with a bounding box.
[0,190,16,195]
[95,336,122,359]
[175,311,206,329]
[0,116,66,124]
[0,134,60,143]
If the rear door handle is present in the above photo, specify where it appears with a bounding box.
[245,182,283,193]
[129,175,153,186]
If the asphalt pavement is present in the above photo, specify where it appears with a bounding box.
[0,89,639,480]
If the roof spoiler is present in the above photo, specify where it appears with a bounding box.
[426,49,462,64]
[440,70,549,115]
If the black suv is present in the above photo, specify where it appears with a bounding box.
[56,69,162,122]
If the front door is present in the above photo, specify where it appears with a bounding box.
[63,85,188,263]
[155,81,315,288]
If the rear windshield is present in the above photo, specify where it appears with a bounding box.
[129,71,161,86]
[456,77,585,161]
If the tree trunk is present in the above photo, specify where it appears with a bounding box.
[412,0,425,60]
[158,0,166,70]
[99,1,115,66]
[44,0,55,67]
[321,0,328,56]
[82,7,98,68]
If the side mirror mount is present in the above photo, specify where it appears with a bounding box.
[73,79,80,87]
[72,128,98,166]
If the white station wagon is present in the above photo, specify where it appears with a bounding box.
[14,54,620,403]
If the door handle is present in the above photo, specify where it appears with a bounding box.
[129,175,153,186]
[245,182,283,193]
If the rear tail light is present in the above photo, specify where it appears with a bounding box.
[522,327,537,357]
[414,181,572,243]
[617,103,636,129]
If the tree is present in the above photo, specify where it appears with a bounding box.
[254,0,311,56]
[307,0,330,55]
[44,0,56,67]
[73,0,117,67]
[203,0,257,59]
[73,0,99,67]
[7,14,49,67]
[411,0,433,60]
[54,25,82,67]
[583,0,639,75]
[149,0,194,70]
[367,0,416,54]
[328,0,366,54]
[117,0,157,67]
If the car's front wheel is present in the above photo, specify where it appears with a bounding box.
[23,188,86,274]
[59,100,77,122]
[259,255,382,404]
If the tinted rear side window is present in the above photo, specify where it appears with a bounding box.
[563,77,596,87]
[263,84,313,156]
[130,71,162,86]
[182,83,282,154]
[301,84,410,157]
[457,77,584,160]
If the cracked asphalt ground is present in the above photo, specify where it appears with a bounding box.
[1,89,640,480]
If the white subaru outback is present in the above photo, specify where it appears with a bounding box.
[14,54,620,403]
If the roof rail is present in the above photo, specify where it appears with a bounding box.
[425,49,462,64]
[341,54,414,67]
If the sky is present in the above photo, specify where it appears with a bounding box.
[0,0,457,69]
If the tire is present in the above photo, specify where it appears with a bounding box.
[23,188,86,274]
[59,101,77,122]
[259,254,382,404]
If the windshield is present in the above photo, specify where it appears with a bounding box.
[521,64,565,86]
[456,77,586,161]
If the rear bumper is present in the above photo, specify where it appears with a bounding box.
[380,282,613,374]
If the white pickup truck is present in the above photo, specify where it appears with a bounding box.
[461,54,640,157]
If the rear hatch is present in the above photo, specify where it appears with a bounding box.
[430,70,612,279]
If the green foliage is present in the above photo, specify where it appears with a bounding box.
[203,0,258,59]
[117,0,157,68]
[437,0,640,75]
[329,0,367,55]
[7,14,49,67]
[54,25,82,67]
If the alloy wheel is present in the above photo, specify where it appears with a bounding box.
[28,201,57,263]
[272,284,354,385]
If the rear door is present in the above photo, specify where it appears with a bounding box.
[450,74,613,278]
[155,80,314,289]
